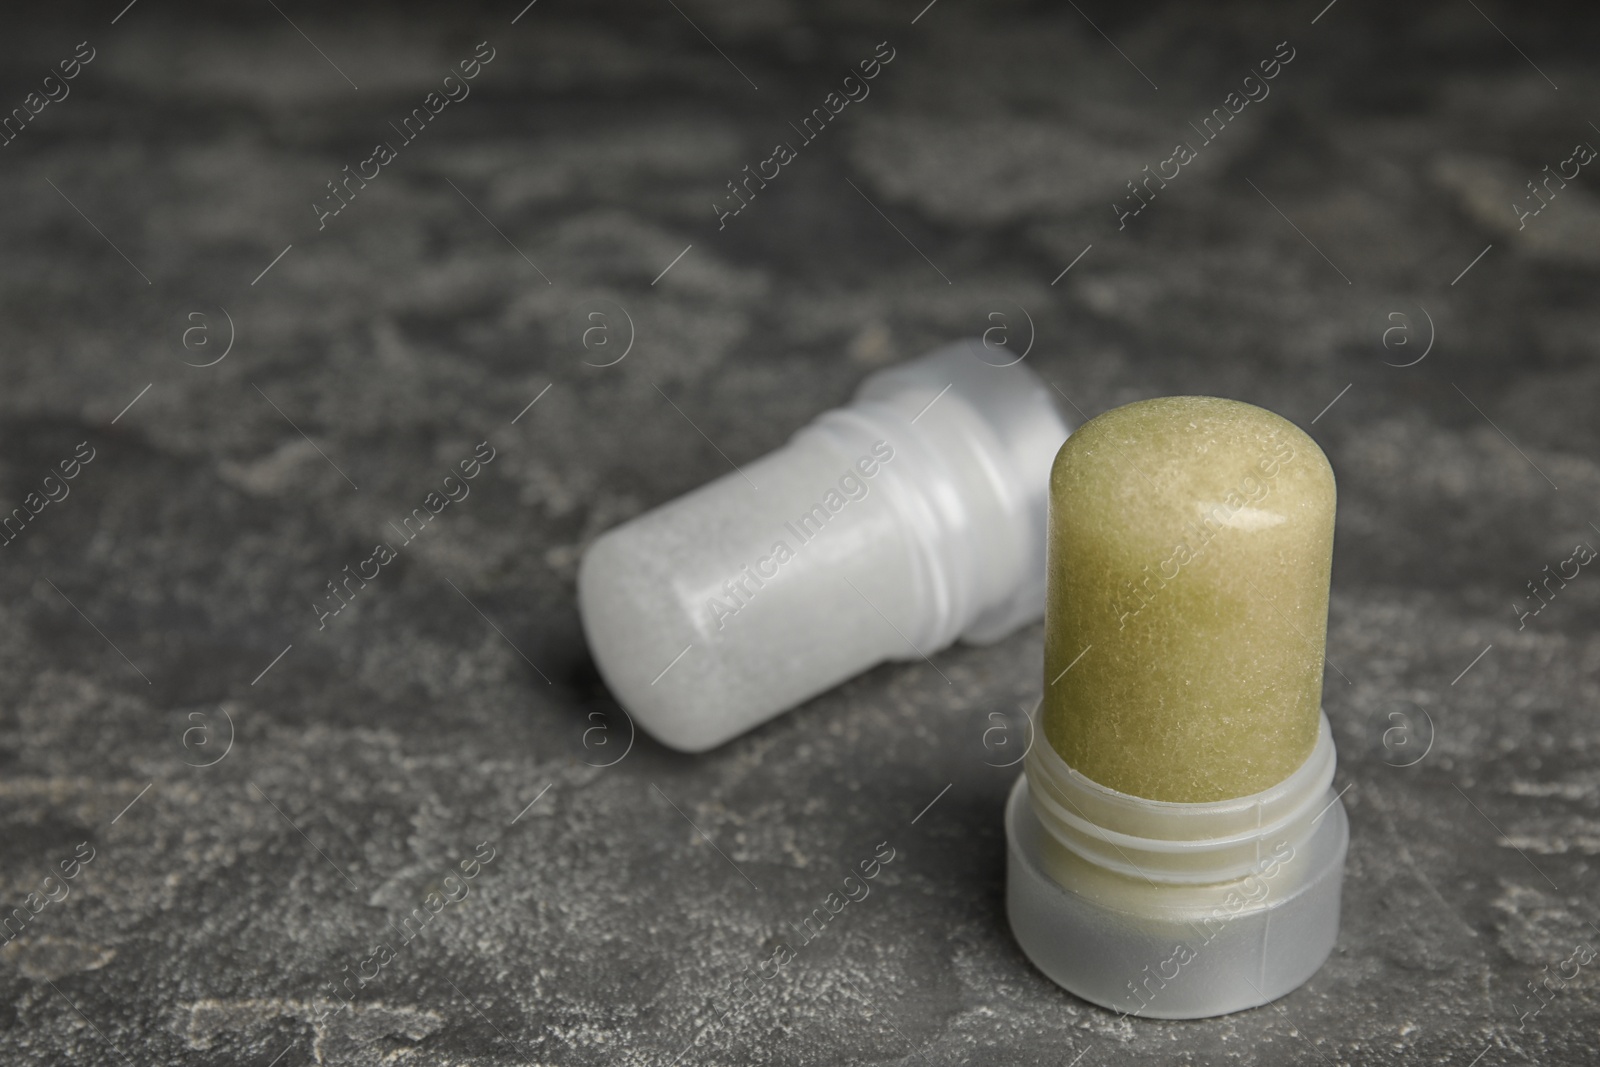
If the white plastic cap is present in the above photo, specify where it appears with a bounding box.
[577,342,1071,752]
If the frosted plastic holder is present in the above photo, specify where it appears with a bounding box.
[1007,702,1348,1019]
[578,342,1071,752]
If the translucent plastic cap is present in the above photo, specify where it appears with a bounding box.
[577,342,1072,752]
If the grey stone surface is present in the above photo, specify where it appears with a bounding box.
[1,1,1597,1064]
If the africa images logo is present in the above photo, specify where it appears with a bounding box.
[705,441,895,630]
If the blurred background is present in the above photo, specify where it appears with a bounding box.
[1,1,1597,1063]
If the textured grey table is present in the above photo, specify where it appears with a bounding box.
[2,1,1597,1064]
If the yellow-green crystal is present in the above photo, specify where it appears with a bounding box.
[1041,396,1336,803]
